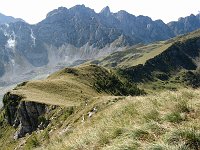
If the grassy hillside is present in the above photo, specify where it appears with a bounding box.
[44,88,200,150]
[119,36,200,84]
[1,88,198,150]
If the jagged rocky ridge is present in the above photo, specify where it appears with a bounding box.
[3,92,47,139]
[168,14,200,35]
[0,5,200,85]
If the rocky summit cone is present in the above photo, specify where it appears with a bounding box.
[100,6,111,16]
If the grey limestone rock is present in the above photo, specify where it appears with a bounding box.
[3,92,47,139]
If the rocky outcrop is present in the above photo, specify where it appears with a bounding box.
[99,6,174,43]
[0,13,24,24]
[168,13,200,35]
[3,92,47,139]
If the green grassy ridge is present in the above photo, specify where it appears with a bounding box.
[8,64,143,107]
[117,36,200,88]
[49,64,144,96]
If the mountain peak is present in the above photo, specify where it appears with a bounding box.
[70,4,95,15]
[100,6,111,16]
[117,10,128,15]
[190,14,195,17]
[46,7,68,18]
[71,4,86,10]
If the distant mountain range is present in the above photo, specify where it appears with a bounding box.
[0,5,200,85]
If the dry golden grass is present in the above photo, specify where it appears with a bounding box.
[32,88,200,150]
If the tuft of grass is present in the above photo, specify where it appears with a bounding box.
[129,129,155,142]
[143,109,160,123]
[112,128,124,138]
[179,129,200,149]
[98,132,110,146]
[165,112,184,123]
[175,99,191,113]
[164,95,192,124]
[117,142,140,150]
[145,122,166,136]
[148,144,166,150]
[166,128,200,150]
[24,133,40,150]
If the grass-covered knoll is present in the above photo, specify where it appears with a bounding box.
[10,64,143,106]
[10,65,108,106]
[25,88,200,150]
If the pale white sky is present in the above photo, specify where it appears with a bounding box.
[0,0,199,24]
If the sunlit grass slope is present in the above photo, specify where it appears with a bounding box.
[31,88,200,150]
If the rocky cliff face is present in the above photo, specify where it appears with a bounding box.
[38,5,134,49]
[100,8,174,43]
[3,92,47,139]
